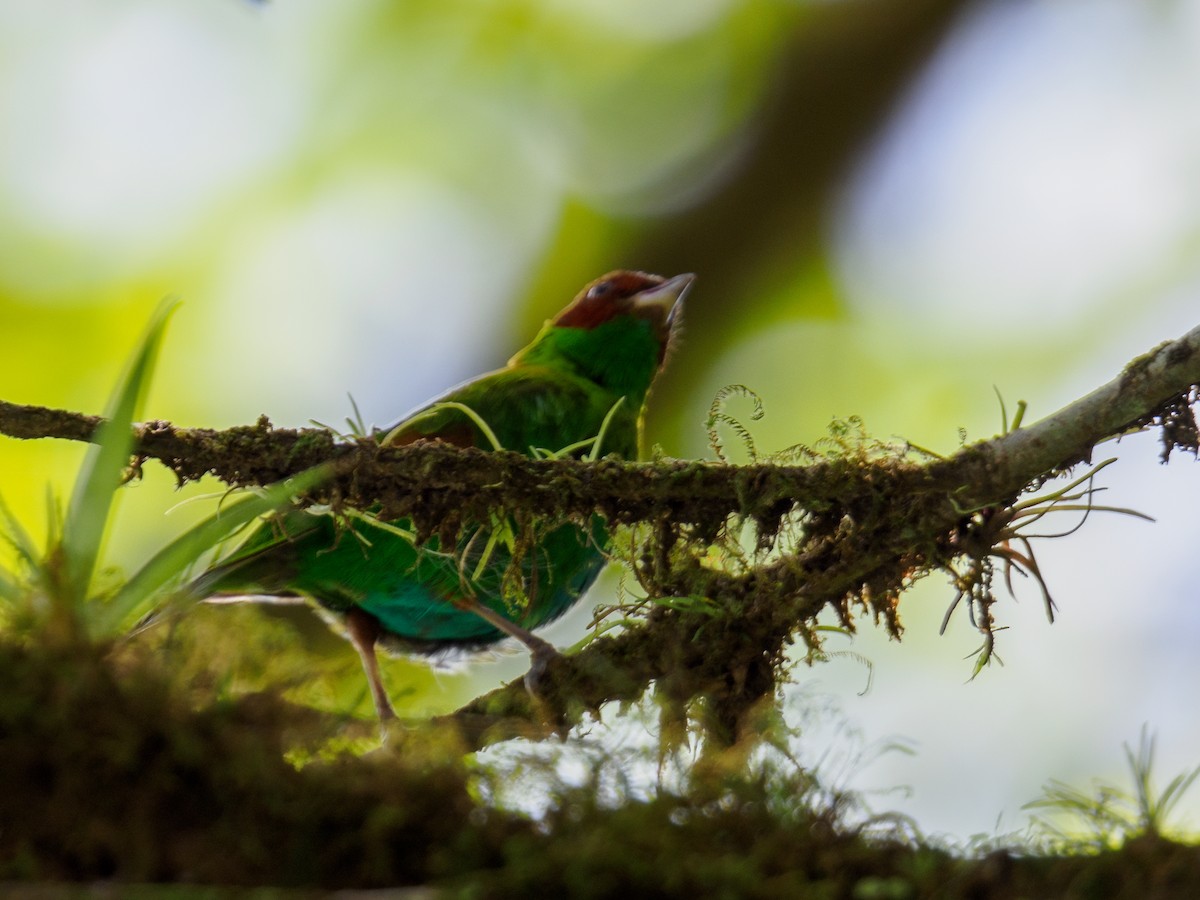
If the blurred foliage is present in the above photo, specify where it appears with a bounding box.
[1026,726,1200,852]
[4,635,1200,894]
[0,300,331,644]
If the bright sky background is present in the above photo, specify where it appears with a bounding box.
[818,0,1200,840]
[2,0,1200,842]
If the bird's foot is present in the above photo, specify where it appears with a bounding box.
[379,714,407,748]
[523,634,563,697]
[459,600,566,699]
[522,636,575,735]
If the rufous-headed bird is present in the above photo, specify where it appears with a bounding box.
[193,271,693,721]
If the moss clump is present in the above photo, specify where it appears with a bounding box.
[0,640,953,895]
[0,641,516,886]
[7,640,1200,897]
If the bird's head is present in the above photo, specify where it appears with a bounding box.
[553,270,694,365]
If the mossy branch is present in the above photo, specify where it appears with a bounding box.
[2,322,1199,750]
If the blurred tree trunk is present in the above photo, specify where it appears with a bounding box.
[525,0,978,431]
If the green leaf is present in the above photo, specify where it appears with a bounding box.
[651,594,721,616]
[61,297,180,610]
[90,464,333,638]
[0,491,40,573]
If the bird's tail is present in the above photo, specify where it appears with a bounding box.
[127,544,298,640]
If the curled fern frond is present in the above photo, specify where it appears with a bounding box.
[705,384,765,463]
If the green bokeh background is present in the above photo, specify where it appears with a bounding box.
[4,0,1200,839]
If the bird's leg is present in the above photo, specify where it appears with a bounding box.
[462,600,561,695]
[344,607,398,723]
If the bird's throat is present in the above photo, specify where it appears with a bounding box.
[515,317,664,403]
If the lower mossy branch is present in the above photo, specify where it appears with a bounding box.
[2,322,1199,750]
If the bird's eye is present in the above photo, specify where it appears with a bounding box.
[586,281,612,300]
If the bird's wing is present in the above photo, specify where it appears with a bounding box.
[380,366,634,457]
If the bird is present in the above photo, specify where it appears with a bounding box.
[190,270,694,722]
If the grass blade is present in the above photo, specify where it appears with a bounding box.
[0,567,20,605]
[0,491,40,571]
[61,297,180,610]
[91,464,332,637]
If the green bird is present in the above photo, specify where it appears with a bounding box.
[194,270,693,721]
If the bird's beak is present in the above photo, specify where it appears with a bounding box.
[633,272,695,327]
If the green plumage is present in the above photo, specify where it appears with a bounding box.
[193,270,692,716]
